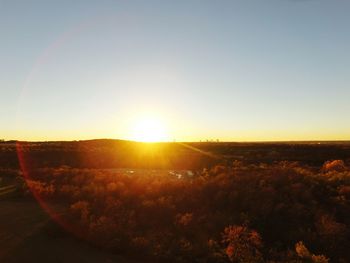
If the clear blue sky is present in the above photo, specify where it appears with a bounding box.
[1,0,350,141]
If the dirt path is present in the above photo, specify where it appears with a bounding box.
[0,198,138,263]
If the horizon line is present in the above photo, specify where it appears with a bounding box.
[3,138,350,144]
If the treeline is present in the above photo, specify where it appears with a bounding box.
[19,160,350,262]
[1,140,350,169]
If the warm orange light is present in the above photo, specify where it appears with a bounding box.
[129,117,169,142]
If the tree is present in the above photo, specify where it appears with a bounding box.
[222,225,263,263]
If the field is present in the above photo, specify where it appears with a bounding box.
[1,140,350,262]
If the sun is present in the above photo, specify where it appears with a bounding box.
[129,117,169,142]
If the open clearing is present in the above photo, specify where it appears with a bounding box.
[0,197,137,263]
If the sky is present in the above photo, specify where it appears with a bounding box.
[1,0,350,141]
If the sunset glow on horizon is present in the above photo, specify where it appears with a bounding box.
[1,1,350,142]
[128,116,170,142]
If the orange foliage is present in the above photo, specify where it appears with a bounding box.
[21,160,350,262]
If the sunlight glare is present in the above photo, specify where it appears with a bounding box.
[130,117,169,142]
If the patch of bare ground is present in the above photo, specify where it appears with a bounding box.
[0,199,138,263]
